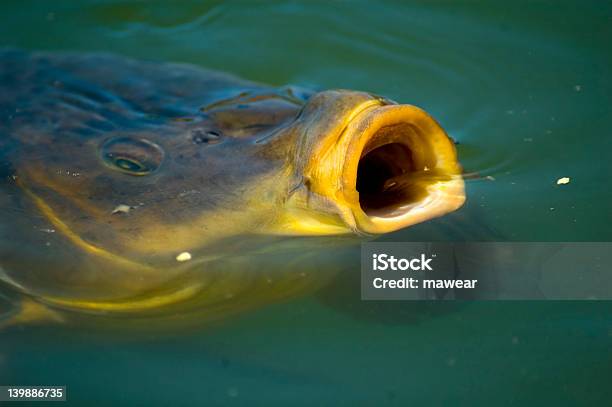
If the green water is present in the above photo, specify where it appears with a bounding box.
[1,1,611,405]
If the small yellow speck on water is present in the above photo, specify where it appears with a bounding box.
[112,204,131,214]
[176,252,192,262]
[556,177,571,185]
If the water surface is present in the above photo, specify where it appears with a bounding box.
[1,1,611,405]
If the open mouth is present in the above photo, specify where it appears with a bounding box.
[357,125,425,216]
[343,104,465,234]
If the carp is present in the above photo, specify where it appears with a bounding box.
[0,50,464,329]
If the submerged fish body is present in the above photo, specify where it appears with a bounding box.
[0,49,464,329]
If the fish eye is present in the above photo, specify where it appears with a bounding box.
[112,157,148,173]
[101,137,164,175]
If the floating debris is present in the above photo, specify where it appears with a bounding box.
[111,204,131,214]
[574,85,582,92]
[176,252,192,262]
[523,137,533,142]
[485,175,496,181]
[556,177,571,185]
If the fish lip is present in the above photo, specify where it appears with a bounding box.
[339,104,466,235]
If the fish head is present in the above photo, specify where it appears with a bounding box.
[274,89,465,235]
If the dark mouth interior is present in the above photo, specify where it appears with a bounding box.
[356,142,424,216]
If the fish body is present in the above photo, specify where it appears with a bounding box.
[0,50,464,329]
